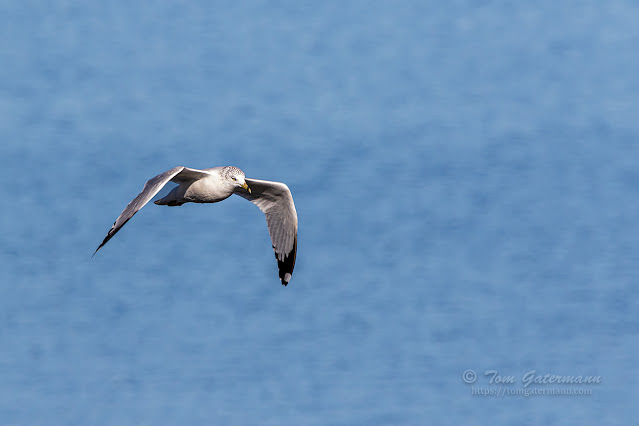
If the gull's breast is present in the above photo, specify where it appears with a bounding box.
[183,175,233,203]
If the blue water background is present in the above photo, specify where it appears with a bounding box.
[1,1,639,424]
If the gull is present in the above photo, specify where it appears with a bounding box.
[94,166,298,286]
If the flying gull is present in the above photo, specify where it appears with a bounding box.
[94,166,298,286]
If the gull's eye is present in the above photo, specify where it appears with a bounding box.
[231,176,237,181]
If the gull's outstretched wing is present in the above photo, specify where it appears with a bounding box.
[94,166,210,255]
[234,178,298,286]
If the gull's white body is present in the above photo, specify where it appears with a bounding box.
[156,167,233,204]
[94,166,298,286]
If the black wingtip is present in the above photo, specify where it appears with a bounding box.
[93,228,115,258]
[92,244,103,258]
[92,241,105,258]
[276,236,296,286]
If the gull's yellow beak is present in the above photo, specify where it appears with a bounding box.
[241,182,251,193]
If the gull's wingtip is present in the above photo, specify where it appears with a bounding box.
[281,272,292,286]
[93,237,109,258]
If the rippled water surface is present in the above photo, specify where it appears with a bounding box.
[1,1,639,424]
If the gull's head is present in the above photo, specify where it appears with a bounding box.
[223,166,251,193]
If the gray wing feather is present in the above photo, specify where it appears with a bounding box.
[234,178,298,285]
[94,166,209,255]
